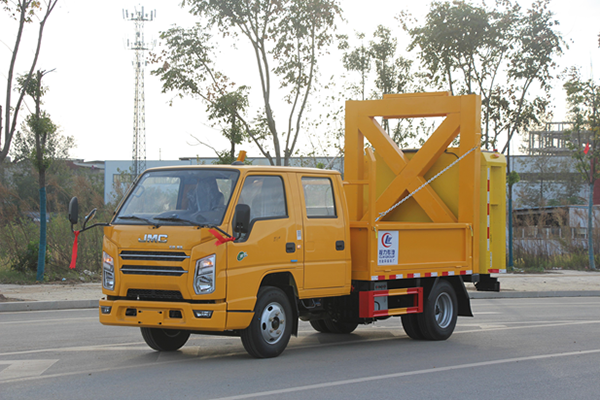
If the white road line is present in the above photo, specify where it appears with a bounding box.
[2,319,599,357]
[208,348,600,400]
[0,317,97,325]
[0,308,96,315]
[1,319,599,385]
[0,359,58,381]
[455,320,600,334]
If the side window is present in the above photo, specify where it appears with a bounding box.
[302,177,337,218]
[238,176,287,222]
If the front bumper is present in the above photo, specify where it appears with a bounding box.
[99,299,242,332]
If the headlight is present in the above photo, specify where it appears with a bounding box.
[103,251,115,290]
[193,254,215,294]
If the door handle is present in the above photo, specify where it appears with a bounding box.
[336,240,345,251]
[286,242,296,253]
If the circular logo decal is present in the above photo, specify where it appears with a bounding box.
[237,251,248,261]
[381,233,393,248]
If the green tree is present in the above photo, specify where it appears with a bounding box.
[369,25,413,99]
[563,67,600,270]
[188,87,252,164]
[153,0,341,166]
[337,32,371,101]
[1,0,58,163]
[405,0,562,152]
[13,70,74,280]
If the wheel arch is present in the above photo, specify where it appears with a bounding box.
[259,272,299,336]
[426,276,472,317]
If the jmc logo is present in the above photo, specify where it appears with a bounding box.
[138,234,168,243]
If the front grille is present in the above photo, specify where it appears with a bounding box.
[121,265,187,277]
[126,289,184,301]
[120,251,189,262]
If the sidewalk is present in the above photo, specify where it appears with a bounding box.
[1,270,599,312]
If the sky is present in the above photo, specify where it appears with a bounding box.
[1,0,599,163]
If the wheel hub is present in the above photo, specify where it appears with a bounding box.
[260,302,286,344]
[434,292,453,329]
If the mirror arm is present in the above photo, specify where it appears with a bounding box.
[79,222,110,233]
[82,208,98,230]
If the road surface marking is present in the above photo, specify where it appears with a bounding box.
[208,348,600,400]
[0,317,97,325]
[0,359,58,381]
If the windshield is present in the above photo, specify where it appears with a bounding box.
[114,169,239,226]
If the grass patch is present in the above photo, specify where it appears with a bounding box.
[514,251,600,273]
[0,254,99,284]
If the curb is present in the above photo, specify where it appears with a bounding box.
[1,291,600,312]
[0,299,99,313]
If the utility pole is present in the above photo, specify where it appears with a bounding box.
[123,6,155,178]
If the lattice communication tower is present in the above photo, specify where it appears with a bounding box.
[123,6,155,177]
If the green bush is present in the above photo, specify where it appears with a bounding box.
[11,241,43,273]
[0,160,110,282]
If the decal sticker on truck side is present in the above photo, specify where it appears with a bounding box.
[377,230,398,265]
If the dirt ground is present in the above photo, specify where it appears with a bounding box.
[1,270,599,302]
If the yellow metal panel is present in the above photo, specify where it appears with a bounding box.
[344,92,483,280]
[478,152,507,273]
[99,299,228,331]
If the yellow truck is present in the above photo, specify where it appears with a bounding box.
[69,92,506,358]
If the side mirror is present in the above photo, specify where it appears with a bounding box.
[68,197,79,225]
[232,204,250,234]
[83,208,97,230]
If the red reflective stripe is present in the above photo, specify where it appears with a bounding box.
[69,231,80,270]
[208,229,235,246]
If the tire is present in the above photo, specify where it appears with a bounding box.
[323,318,358,334]
[140,328,190,351]
[310,319,330,333]
[401,313,425,340]
[417,280,458,340]
[241,286,293,358]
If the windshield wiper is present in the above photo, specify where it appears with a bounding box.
[154,215,197,225]
[154,214,231,238]
[118,215,159,228]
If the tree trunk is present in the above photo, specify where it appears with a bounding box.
[36,185,47,281]
[507,144,514,270]
[588,181,596,270]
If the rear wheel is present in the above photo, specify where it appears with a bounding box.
[140,328,190,351]
[241,286,293,358]
[309,319,330,333]
[401,313,425,340]
[323,318,358,334]
[417,280,457,340]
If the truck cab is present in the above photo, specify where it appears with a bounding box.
[99,165,352,357]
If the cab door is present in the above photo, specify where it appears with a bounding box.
[226,173,304,311]
[298,174,350,292]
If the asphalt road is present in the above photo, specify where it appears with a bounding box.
[1,297,600,400]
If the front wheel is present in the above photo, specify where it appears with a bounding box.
[141,328,190,351]
[241,286,293,358]
[417,280,458,340]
